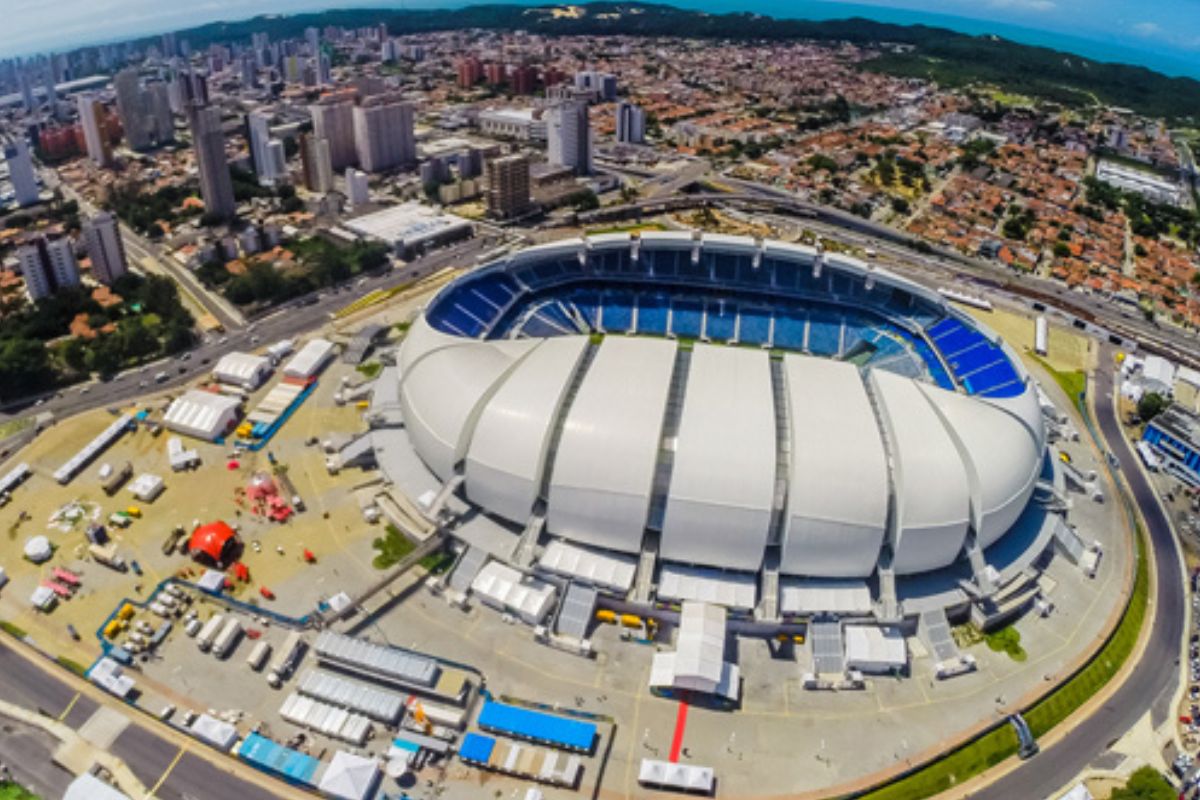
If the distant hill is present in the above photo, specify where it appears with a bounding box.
[172,2,1200,122]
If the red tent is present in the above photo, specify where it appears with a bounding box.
[188,522,239,566]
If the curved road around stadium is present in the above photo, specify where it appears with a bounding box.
[970,344,1185,799]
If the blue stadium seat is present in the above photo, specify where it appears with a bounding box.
[670,300,704,339]
[738,307,772,345]
[807,312,841,357]
[963,359,1020,396]
[705,301,738,341]
[600,292,634,332]
[636,295,669,335]
[773,313,807,350]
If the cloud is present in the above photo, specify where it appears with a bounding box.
[1132,21,1162,36]
[986,0,1057,10]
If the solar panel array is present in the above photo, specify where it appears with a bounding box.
[313,630,440,688]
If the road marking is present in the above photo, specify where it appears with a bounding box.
[148,745,186,796]
[57,692,80,721]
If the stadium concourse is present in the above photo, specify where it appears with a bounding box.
[373,231,1069,625]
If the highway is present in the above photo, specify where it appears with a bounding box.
[0,640,284,800]
[0,234,495,422]
[971,344,1186,799]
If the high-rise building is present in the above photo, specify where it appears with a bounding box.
[457,57,483,89]
[300,133,333,194]
[310,96,357,171]
[511,65,537,95]
[146,82,175,145]
[485,62,506,86]
[352,97,414,173]
[305,27,320,56]
[42,71,58,114]
[77,94,112,167]
[189,105,236,221]
[4,139,40,207]
[18,235,80,301]
[161,31,178,59]
[574,70,617,101]
[547,101,592,176]
[246,110,285,185]
[484,154,531,220]
[17,68,35,112]
[83,211,127,285]
[345,168,369,206]
[240,55,259,88]
[114,68,152,150]
[616,101,646,144]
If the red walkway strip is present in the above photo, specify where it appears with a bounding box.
[668,697,690,763]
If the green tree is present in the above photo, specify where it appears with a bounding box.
[0,338,52,400]
[1109,766,1176,800]
[1137,392,1168,422]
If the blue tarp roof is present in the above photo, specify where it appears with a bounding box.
[239,732,320,785]
[477,701,596,752]
[459,732,496,763]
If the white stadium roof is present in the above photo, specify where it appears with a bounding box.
[660,344,775,572]
[387,233,1046,595]
[548,336,676,555]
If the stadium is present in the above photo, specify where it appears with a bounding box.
[379,232,1065,622]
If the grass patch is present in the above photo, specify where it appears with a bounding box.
[984,626,1028,662]
[356,361,383,379]
[0,417,33,440]
[419,550,455,575]
[55,656,88,677]
[856,724,1019,800]
[371,523,416,570]
[0,782,41,800]
[1029,353,1086,408]
[0,621,28,639]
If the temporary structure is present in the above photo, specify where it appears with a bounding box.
[317,751,381,800]
[24,535,52,563]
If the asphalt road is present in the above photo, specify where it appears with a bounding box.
[971,344,1186,799]
[0,716,76,799]
[0,639,287,799]
[0,234,495,422]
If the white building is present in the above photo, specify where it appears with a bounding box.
[83,211,128,285]
[4,138,39,207]
[212,351,272,390]
[310,98,357,171]
[353,97,415,173]
[546,100,591,175]
[649,601,739,703]
[340,202,472,257]
[18,235,79,301]
[470,560,557,624]
[843,625,908,674]
[163,390,241,441]
[1095,159,1183,207]
[247,110,285,185]
[478,108,545,142]
[77,93,111,167]
[345,168,370,207]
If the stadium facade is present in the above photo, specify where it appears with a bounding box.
[379,232,1064,620]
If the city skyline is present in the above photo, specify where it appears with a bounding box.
[0,0,1198,80]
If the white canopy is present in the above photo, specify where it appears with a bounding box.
[317,751,381,800]
[24,535,51,562]
[64,774,131,800]
[638,758,715,792]
[537,539,637,592]
[843,625,908,674]
[470,561,557,624]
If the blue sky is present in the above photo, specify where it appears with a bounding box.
[2,0,1198,79]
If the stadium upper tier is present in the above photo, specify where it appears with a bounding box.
[398,233,1047,579]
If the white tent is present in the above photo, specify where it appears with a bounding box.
[63,774,131,800]
[1058,784,1093,800]
[283,338,336,380]
[317,751,381,800]
[213,351,272,389]
[189,713,238,751]
[29,585,55,610]
[649,601,740,703]
[470,561,557,624]
[843,625,908,674]
[638,758,715,793]
[164,390,241,441]
[24,535,51,563]
[129,473,165,502]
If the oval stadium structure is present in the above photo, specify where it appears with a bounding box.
[386,232,1058,617]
